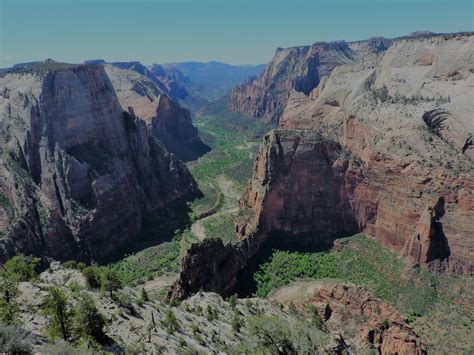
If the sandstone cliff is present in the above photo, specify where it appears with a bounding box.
[0,61,198,263]
[236,34,474,274]
[170,34,473,303]
[103,63,210,161]
[229,38,389,122]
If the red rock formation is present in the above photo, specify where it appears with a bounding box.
[229,39,389,122]
[308,283,427,354]
[237,129,473,274]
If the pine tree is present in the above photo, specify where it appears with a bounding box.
[73,293,106,343]
[43,287,72,341]
[101,269,121,299]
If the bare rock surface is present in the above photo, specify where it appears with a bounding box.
[270,281,427,354]
[0,61,198,263]
[103,63,210,161]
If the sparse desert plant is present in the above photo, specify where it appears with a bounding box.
[0,323,33,353]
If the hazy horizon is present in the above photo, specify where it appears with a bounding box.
[1,0,473,68]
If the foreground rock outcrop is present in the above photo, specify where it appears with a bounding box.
[12,264,426,353]
[0,61,198,263]
[271,281,427,354]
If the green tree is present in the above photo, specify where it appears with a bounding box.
[162,307,180,333]
[227,294,238,309]
[81,266,102,289]
[0,274,20,324]
[101,269,121,299]
[0,255,36,324]
[141,288,149,302]
[73,293,106,344]
[43,287,72,341]
[0,254,40,282]
[231,310,242,332]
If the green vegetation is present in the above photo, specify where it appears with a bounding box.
[162,307,180,334]
[254,234,437,315]
[0,324,33,353]
[101,269,122,299]
[0,254,40,324]
[253,234,474,353]
[82,266,102,289]
[73,293,107,345]
[109,236,180,286]
[42,287,72,341]
[202,212,237,244]
[254,250,339,298]
[231,315,329,354]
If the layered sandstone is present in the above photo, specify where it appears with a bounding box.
[170,34,473,303]
[0,61,198,263]
[229,38,389,122]
[103,63,210,161]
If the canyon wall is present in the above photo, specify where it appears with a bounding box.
[229,38,389,122]
[240,34,474,274]
[104,63,210,161]
[0,61,198,263]
[170,33,473,301]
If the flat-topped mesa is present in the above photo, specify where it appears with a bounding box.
[0,61,198,263]
[229,38,389,123]
[102,62,210,161]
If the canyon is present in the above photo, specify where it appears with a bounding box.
[170,33,474,302]
[0,31,473,354]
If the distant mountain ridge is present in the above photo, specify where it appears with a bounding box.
[158,61,265,101]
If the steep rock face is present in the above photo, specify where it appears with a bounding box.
[0,62,198,263]
[237,126,473,274]
[271,282,427,354]
[229,39,388,122]
[236,35,474,275]
[103,63,209,161]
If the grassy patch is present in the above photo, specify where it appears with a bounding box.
[109,239,180,286]
[202,212,238,244]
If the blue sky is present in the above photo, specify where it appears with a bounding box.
[0,0,472,67]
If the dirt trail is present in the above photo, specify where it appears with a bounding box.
[190,174,240,242]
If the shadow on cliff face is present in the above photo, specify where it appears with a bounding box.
[103,197,195,263]
[426,198,451,267]
[235,230,356,297]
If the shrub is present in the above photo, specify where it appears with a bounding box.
[227,294,238,309]
[62,260,77,269]
[81,267,102,289]
[141,288,149,302]
[162,307,180,334]
[231,310,242,332]
[206,305,218,321]
[0,324,33,353]
[101,269,121,299]
[0,254,41,282]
